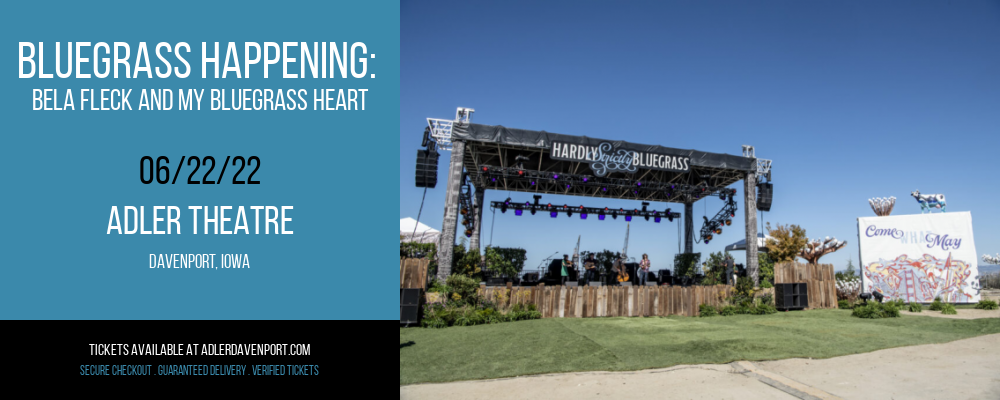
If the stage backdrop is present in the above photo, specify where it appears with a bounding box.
[858,212,980,303]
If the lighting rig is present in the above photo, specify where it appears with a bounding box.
[476,165,736,201]
[490,196,680,223]
[458,174,476,237]
[698,189,739,244]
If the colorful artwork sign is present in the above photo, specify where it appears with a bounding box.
[857,212,980,303]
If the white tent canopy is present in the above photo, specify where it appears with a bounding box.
[400,217,440,244]
[724,233,772,253]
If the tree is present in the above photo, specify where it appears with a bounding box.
[758,252,775,287]
[845,258,856,277]
[764,222,808,263]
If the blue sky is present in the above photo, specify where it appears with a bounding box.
[400,1,1000,273]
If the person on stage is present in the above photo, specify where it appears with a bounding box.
[638,254,651,286]
[561,254,572,286]
[583,253,598,285]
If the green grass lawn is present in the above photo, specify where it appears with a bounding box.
[399,309,1000,385]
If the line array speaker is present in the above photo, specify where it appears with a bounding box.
[757,182,773,212]
[415,149,439,188]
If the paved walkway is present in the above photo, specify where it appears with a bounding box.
[401,333,1000,400]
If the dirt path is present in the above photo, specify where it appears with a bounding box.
[401,334,1000,400]
[899,308,1000,320]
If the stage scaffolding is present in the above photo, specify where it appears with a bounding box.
[426,109,770,285]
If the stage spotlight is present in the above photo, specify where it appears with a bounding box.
[465,229,472,237]
[705,240,710,244]
[598,214,606,221]
[707,234,713,240]
[668,214,674,222]
[566,184,571,189]
[642,202,649,212]
[461,208,468,215]
[550,211,558,218]
[625,215,632,222]
[612,213,618,220]
[602,187,607,192]
[725,219,732,226]
[720,193,726,200]
[482,167,488,172]
[501,204,507,213]
[553,174,559,179]
[645,215,650,221]
[530,208,537,215]
[637,182,642,186]
[515,209,523,216]
[567,210,573,217]
[491,178,496,182]
[654,217,661,223]
[715,229,722,234]
[518,170,524,176]
[531,181,536,185]
[581,213,587,220]
[583,177,588,182]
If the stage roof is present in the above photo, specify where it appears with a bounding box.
[452,123,755,204]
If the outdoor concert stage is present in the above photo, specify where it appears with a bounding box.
[421,108,773,284]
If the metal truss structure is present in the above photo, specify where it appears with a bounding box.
[490,197,681,223]
[426,107,475,152]
[699,195,739,244]
[464,153,745,204]
[458,181,476,237]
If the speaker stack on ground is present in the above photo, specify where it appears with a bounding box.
[756,182,773,212]
[414,149,439,188]
[657,269,672,285]
[774,283,807,311]
[400,288,423,326]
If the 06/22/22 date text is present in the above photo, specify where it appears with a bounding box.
[140,156,260,184]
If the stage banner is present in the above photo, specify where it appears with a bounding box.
[857,212,980,303]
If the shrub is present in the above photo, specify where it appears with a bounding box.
[719,306,737,316]
[754,303,777,315]
[975,300,999,310]
[908,302,922,313]
[851,301,901,319]
[699,303,718,317]
[484,246,527,278]
[427,279,451,294]
[761,280,774,289]
[929,298,944,311]
[446,274,480,303]
[894,298,906,308]
[760,293,774,307]
[941,303,957,315]
[674,253,701,278]
[838,300,851,310]
[735,276,756,299]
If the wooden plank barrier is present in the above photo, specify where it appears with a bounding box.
[774,262,837,309]
[474,285,734,318]
[400,258,429,289]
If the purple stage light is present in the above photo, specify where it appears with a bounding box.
[598,214,606,221]
[654,217,661,223]
[580,213,587,220]
[583,177,588,182]
[550,212,557,218]
[625,215,632,222]
[553,174,559,179]
[515,209,523,216]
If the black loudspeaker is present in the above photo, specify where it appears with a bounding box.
[400,288,423,326]
[757,182,773,212]
[657,270,671,285]
[415,149,439,188]
[774,283,807,311]
[486,277,505,287]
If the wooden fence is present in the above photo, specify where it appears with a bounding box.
[478,284,733,318]
[774,262,837,309]
[400,258,429,289]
